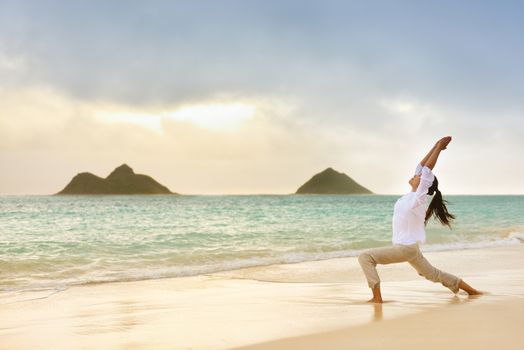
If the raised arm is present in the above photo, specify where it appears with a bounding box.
[421,136,452,170]
[419,143,438,168]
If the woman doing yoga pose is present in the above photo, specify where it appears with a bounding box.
[358,136,482,303]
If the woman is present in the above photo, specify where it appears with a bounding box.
[358,136,482,303]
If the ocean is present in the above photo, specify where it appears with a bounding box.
[1,195,523,292]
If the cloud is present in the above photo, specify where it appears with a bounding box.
[1,0,523,115]
[0,1,523,194]
[0,87,358,194]
[1,83,522,194]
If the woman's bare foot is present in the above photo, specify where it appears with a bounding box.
[367,297,384,303]
[367,286,383,303]
[458,280,483,295]
[466,289,483,296]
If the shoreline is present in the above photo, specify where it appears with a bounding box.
[3,234,523,294]
[1,244,523,349]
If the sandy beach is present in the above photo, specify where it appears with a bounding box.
[1,244,523,350]
[3,1,524,350]
[233,297,524,350]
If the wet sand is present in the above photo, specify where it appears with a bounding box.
[1,245,523,349]
[233,297,524,350]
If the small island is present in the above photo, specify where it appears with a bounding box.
[296,167,372,194]
[56,164,176,195]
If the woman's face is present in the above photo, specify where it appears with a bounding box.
[409,174,421,190]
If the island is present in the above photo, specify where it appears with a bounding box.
[296,167,372,194]
[56,164,176,195]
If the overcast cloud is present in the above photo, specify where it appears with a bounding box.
[1,0,523,194]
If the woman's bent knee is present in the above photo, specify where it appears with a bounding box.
[358,252,374,266]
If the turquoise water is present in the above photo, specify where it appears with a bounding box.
[1,195,523,291]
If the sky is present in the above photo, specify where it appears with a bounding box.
[1,0,523,195]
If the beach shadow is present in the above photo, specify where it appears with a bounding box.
[344,299,387,322]
[372,303,383,322]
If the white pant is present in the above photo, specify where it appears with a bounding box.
[358,243,461,293]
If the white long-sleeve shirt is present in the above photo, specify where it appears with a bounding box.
[392,163,435,245]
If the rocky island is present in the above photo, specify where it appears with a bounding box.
[56,164,176,195]
[296,167,372,194]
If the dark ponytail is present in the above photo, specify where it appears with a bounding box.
[425,177,455,228]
